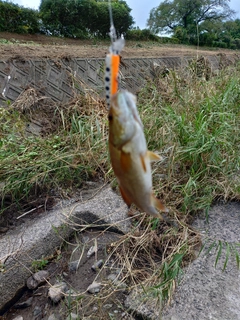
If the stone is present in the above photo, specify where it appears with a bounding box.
[33,305,42,317]
[66,313,79,320]
[48,315,57,320]
[48,282,68,303]
[0,227,8,234]
[107,273,118,282]
[125,288,161,319]
[87,281,101,294]
[113,280,127,290]
[26,270,49,290]
[107,273,127,290]
[68,260,79,272]
[14,297,33,309]
[91,259,103,272]
[12,316,23,320]
[87,245,97,258]
[103,304,113,309]
[48,314,61,320]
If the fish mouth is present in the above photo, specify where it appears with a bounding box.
[110,96,121,116]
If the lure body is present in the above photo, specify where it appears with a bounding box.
[105,38,125,109]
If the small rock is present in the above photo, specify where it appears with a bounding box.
[48,314,60,320]
[125,288,160,319]
[27,270,49,290]
[82,236,90,243]
[0,227,8,233]
[12,316,23,320]
[103,303,113,309]
[114,280,127,290]
[68,260,79,272]
[48,282,68,303]
[91,259,103,272]
[115,268,122,275]
[87,281,101,294]
[87,244,97,258]
[14,297,33,309]
[33,305,42,317]
[121,312,134,319]
[107,273,118,282]
[66,289,77,297]
[107,274,127,290]
[66,313,78,320]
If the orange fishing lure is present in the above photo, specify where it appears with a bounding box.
[105,2,124,109]
[105,39,125,109]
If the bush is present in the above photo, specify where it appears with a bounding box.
[212,41,228,48]
[126,29,159,41]
[0,0,39,34]
[233,38,240,49]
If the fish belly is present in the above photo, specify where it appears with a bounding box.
[109,142,157,215]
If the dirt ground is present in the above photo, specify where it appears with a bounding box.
[0,31,237,60]
[4,229,126,320]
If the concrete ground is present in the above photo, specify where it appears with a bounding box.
[161,202,240,320]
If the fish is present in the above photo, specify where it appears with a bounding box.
[104,5,168,219]
[108,90,169,219]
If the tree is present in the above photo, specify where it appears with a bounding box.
[199,18,240,48]
[39,0,89,37]
[147,0,235,36]
[39,0,134,38]
[224,19,240,39]
[0,0,39,34]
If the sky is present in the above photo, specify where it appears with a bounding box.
[5,0,240,29]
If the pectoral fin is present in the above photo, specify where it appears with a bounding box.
[119,185,132,208]
[147,151,163,162]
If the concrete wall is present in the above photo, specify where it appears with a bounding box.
[0,55,233,106]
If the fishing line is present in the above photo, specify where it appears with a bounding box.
[108,0,117,43]
[105,0,125,109]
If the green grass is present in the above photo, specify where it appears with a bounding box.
[138,64,240,215]
[0,95,108,210]
[1,60,240,315]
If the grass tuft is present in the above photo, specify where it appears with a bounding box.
[0,88,109,211]
[1,59,240,313]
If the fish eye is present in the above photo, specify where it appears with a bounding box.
[108,114,113,121]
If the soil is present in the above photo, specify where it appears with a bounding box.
[0,31,237,60]
[1,183,130,320]
[3,229,126,320]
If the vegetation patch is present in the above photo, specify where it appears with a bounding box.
[1,60,240,314]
